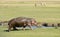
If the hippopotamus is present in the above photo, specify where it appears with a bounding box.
[8,17,38,32]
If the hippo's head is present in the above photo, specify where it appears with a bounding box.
[31,19,41,27]
[31,20,37,25]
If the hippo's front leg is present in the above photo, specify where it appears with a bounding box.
[28,23,33,30]
[22,24,26,31]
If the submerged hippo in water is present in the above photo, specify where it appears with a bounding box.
[8,17,38,32]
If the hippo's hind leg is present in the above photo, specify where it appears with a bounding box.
[13,26,17,30]
[8,24,12,32]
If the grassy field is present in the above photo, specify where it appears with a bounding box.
[0,6,60,23]
[0,26,60,37]
[0,0,60,37]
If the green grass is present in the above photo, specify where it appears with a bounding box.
[0,6,60,23]
[0,1,35,4]
[0,1,60,37]
[0,26,60,37]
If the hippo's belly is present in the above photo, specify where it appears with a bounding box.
[15,23,26,27]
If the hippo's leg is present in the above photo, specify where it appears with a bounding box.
[8,24,12,32]
[22,26,26,31]
[22,24,26,30]
[28,23,33,30]
[13,26,17,30]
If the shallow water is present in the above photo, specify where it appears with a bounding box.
[16,26,53,30]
